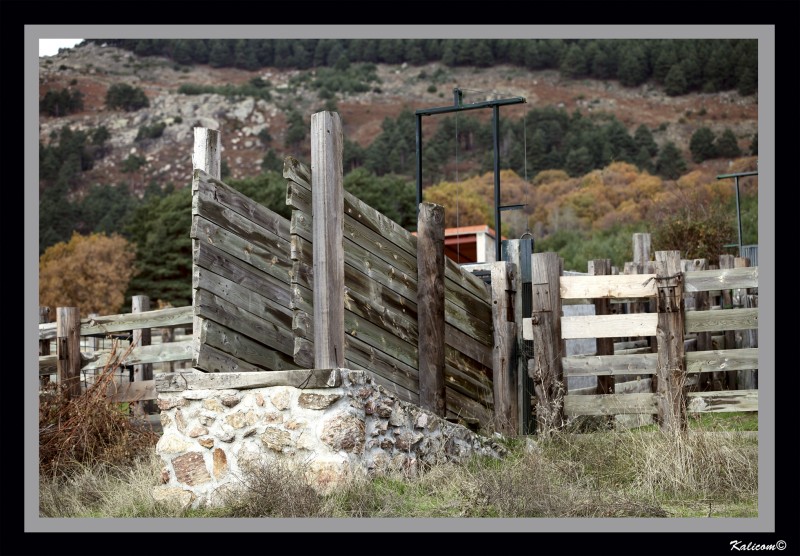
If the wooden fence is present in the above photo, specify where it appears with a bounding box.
[38,116,758,438]
[521,248,758,432]
[187,120,498,429]
[38,301,193,408]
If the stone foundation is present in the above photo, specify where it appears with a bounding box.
[153,369,507,508]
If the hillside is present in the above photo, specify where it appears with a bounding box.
[39,42,758,198]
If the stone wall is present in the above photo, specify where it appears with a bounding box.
[152,369,507,509]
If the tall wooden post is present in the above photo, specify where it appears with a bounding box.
[505,238,534,434]
[654,251,687,432]
[39,307,52,386]
[131,295,152,417]
[56,307,82,400]
[734,257,756,389]
[491,261,518,436]
[192,128,221,369]
[311,111,345,368]
[589,259,614,395]
[417,202,446,417]
[528,252,564,435]
[718,254,737,389]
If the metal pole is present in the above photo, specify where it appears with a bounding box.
[493,104,501,262]
[734,175,743,256]
[716,170,756,258]
[416,113,423,216]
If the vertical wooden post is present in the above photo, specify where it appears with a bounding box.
[718,254,737,389]
[685,259,713,389]
[56,307,82,400]
[589,259,614,395]
[528,252,564,435]
[491,261,518,436]
[87,313,100,388]
[161,326,175,373]
[506,238,533,434]
[174,327,186,369]
[311,111,345,368]
[131,295,152,418]
[192,128,221,370]
[734,257,756,389]
[417,202,446,417]
[39,307,52,386]
[654,251,687,432]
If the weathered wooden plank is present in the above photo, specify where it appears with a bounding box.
[562,353,658,376]
[199,319,297,372]
[444,256,494,308]
[194,180,290,258]
[545,313,658,340]
[193,128,222,367]
[80,341,194,372]
[343,283,418,344]
[195,241,292,309]
[684,267,758,292]
[285,155,420,262]
[564,393,658,416]
[559,274,657,300]
[291,283,419,370]
[343,209,419,277]
[445,386,494,430]
[292,211,418,303]
[194,169,290,240]
[529,252,566,433]
[444,362,494,408]
[684,308,758,333]
[589,259,615,396]
[194,266,292,330]
[192,215,292,284]
[417,202,447,417]
[685,348,758,373]
[293,336,315,369]
[131,296,152,416]
[156,366,341,392]
[686,390,758,413]
[284,156,312,191]
[293,224,491,347]
[654,250,687,432]
[311,111,346,368]
[492,262,517,435]
[39,306,193,340]
[194,289,294,355]
[445,324,493,370]
[343,333,420,394]
[107,380,157,403]
[57,307,82,399]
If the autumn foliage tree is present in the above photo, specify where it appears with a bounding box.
[39,232,137,316]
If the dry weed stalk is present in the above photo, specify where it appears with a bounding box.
[39,339,159,478]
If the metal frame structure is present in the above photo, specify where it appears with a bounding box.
[415,88,526,261]
[716,170,758,256]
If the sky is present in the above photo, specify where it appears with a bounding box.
[39,38,83,57]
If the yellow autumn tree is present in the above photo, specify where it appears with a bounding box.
[39,232,137,316]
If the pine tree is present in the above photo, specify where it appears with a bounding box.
[715,128,741,158]
[634,124,659,157]
[655,141,687,179]
[689,127,718,162]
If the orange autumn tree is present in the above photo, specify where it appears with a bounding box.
[39,232,137,316]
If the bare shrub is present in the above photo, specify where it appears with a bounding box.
[219,457,324,518]
[39,341,159,479]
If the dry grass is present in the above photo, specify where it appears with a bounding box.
[38,358,757,519]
